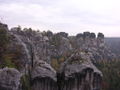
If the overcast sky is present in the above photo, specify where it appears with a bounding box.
[0,0,120,37]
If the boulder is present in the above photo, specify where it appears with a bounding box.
[31,60,57,90]
[0,68,21,90]
[31,60,56,81]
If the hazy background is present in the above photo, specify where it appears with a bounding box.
[0,0,120,37]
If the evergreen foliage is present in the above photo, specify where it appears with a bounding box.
[96,60,120,90]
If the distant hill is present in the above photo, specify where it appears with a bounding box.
[105,38,120,56]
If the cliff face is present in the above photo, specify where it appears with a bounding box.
[71,32,116,61]
[58,52,102,90]
[0,23,111,90]
[9,27,115,67]
[31,60,57,90]
[0,68,21,90]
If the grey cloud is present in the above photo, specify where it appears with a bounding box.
[0,0,120,37]
[0,0,58,6]
[60,8,120,26]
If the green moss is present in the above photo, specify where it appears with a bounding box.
[50,35,61,48]
[51,59,60,71]
[4,58,16,68]
[69,58,84,64]
[0,55,17,68]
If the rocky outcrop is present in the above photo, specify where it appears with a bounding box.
[30,52,102,90]
[0,23,107,90]
[31,60,57,90]
[9,27,116,64]
[58,51,102,90]
[0,68,21,90]
[0,23,8,32]
[10,27,51,64]
[74,32,116,61]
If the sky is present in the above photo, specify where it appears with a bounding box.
[0,0,120,37]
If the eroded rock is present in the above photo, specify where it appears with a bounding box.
[31,60,57,90]
[58,52,102,90]
[0,23,106,90]
[0,68,21,90]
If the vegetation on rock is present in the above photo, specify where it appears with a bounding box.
[96,60,120,90]
[0,22,120,90]
[0,24,23,69]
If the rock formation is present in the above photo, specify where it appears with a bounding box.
[0,68,21,90]
[58,51,102,90]
[31,60,57,90]
[9,27,116,65]
[0,22,114,90]
[74,32,116,61]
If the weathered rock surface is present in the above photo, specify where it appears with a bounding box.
[9,27,116,66]
[74,32,116,61]
[10,27,51,64]
[31,60,56,81]
[0,67,21,90]
[0,23,8,32]
[31,60,57,90]
[0,23,112,90]
[58,51,102,90]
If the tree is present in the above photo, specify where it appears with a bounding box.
[0,25,9,59]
